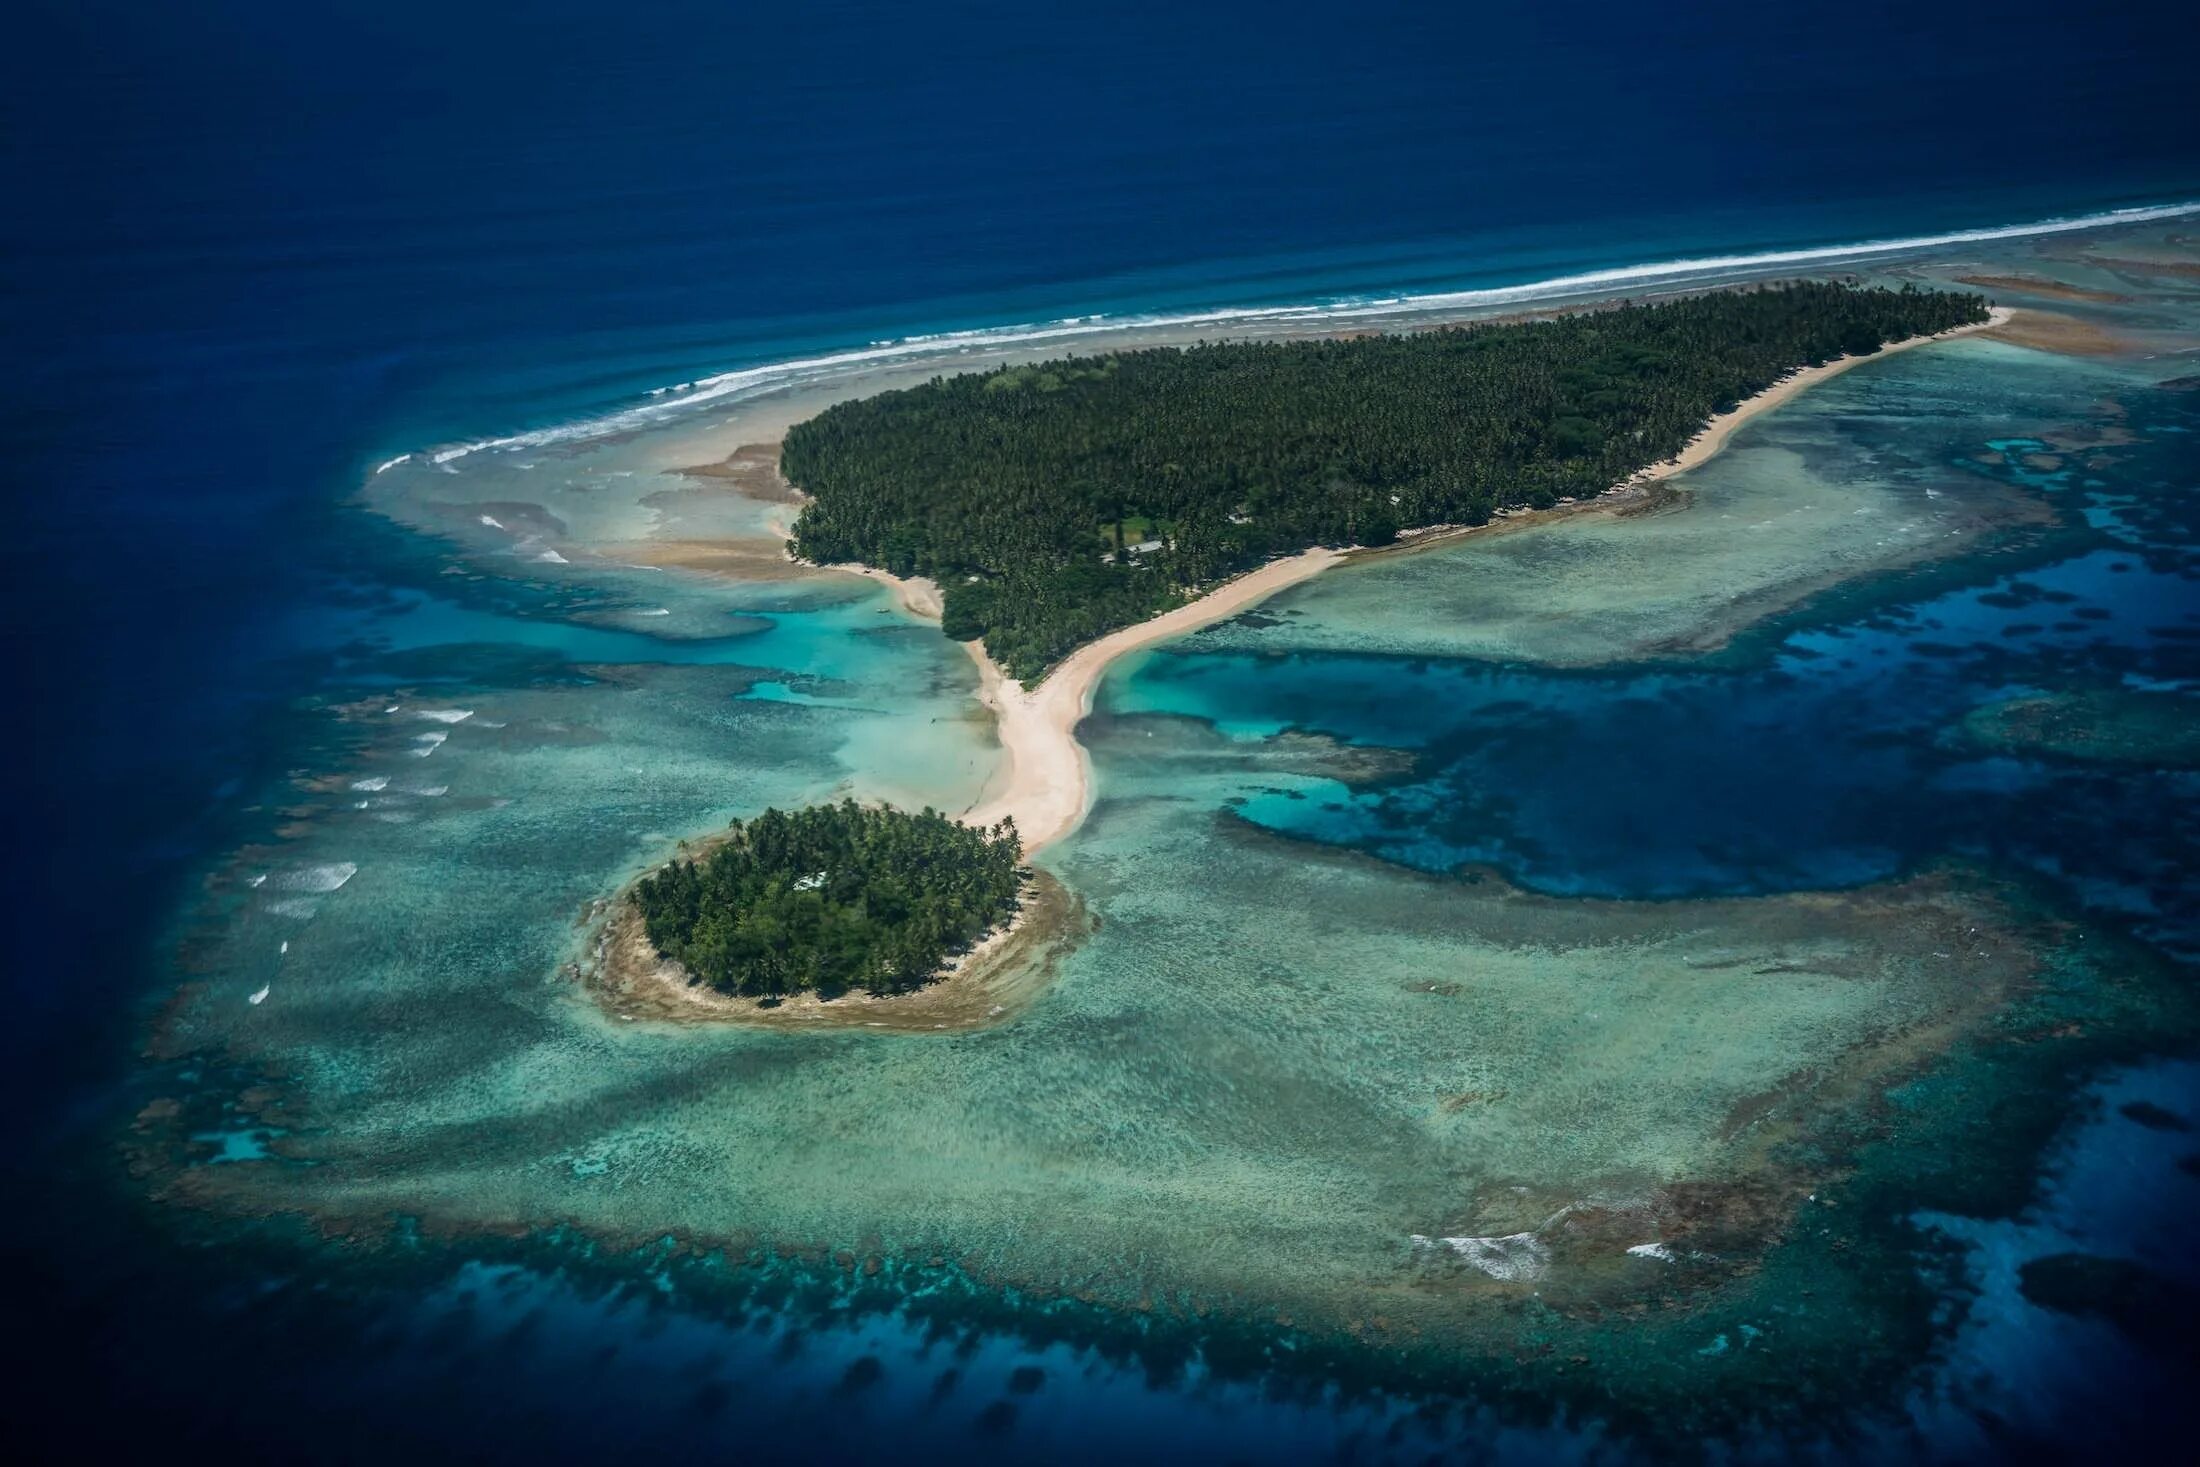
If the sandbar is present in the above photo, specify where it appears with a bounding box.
[2077,252,2200,283]
[1982,306,2130,357]
[605,534,815,579]
[674,441,805,502]
[1954,273,2128,304]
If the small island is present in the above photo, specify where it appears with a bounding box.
[634,801,1025,998]
[785,281,1990,679]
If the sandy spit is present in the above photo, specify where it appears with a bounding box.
[1980,306,2130,358]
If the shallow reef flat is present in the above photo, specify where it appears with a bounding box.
[142,785,2191,1433]
[1186,335,2122,669]
[144,790,2037,1304]
[137,220,2200,1439]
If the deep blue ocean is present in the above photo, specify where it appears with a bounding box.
[4,1,2197,1461]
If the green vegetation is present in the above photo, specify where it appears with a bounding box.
[785,283,1989,679]
[635,801,1023,997]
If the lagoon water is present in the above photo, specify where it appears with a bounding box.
[8,3,2200,1461]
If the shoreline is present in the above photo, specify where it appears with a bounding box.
[588,866,1084,1032]
[397,202,2189,472]
[1653,307,2010,479]
[824,308,2010,855]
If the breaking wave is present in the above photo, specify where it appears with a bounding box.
[275,861,357,893]
[1412,1231,1552,1282]
[384,201,2198,473]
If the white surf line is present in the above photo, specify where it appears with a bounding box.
[383,201,2197,472]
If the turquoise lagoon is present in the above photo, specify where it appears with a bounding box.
[137,222,2200,1458]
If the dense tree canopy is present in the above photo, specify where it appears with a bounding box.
[635,801,1023,998]
[785,282,1988,679]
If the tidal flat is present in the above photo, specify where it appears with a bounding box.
[134,218,2200,1450]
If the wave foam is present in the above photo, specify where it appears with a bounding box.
[1412,1231,1551,1282]
[277,861,357,892]
[350,775,390,791]
[414,708,474,724]
[405,201,2196,471]
[412,731,448,756]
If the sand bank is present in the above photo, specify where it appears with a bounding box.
[673,441,804,502]
[1954,273,2128,304]
[604,535,815,579]
[2077,252,2200,283]
[816,560,944,619]
[1648,308,2009,477]
[1982,306,2130,357]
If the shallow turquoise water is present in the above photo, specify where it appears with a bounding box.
[16,0,2200,1454]
[122,226,2200,1461]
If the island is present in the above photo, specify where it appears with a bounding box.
[785,281,1991,680]
[605,279,2001,1025]
[633,801,1024,998]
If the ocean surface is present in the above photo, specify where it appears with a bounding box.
[5,2,2199,1462]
